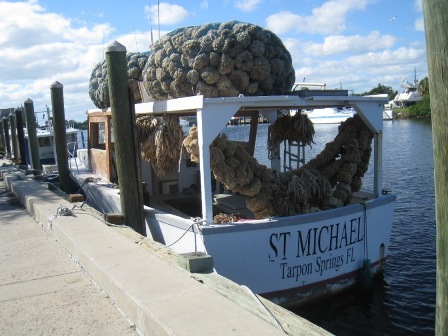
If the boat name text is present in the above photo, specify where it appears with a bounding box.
[268,217,364,279]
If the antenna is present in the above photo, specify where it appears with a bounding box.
[157,0,161,40]
[102,30,105,61]
[148,0,154,46]
[412,67,419,85]
[133,22,139,52]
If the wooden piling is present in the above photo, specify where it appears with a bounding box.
[422,1,448,334]
[0,120,5,153]
[105,41,145,236]
[9,114,18,162]
[14,108,27,166]
[24,99,41,175]
[2,117,11,156]
[50,81,70,193]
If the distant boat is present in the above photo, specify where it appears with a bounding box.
[303,107,356,124]
[22,106,83,168]
[24,122,81,167]
[390,77,422,108]
[383,107,394,121]
[291,82,355,124]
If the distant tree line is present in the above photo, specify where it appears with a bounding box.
[359,84,398,101]
[70,120,88,130]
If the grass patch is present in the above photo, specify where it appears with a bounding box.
[394,98,431,119]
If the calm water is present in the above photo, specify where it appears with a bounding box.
[222,119,436,336]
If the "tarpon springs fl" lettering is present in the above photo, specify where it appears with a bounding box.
[268,216,364,280]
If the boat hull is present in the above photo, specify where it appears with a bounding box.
[196,195,395,306]
[73,168,395,307]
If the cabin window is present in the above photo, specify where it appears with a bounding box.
[89,121,114,150]
[98,122,106,144]
[67,133,77,143]
[38,136,51,147]
[160,180,178,195]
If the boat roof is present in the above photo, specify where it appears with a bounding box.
[87,93,388,224]
[121,94,388,134]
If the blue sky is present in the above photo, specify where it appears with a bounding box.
[0,0,426,121]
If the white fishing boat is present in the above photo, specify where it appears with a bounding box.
[23,119,83,168]
[2,107,82,167]
[70,93,395,307]
[22,106,83,168]
[24,123,80,166]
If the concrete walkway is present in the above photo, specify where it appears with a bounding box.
[0,157,332,336]
[0,165,138,335]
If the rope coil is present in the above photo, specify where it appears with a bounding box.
[183,114,374,220]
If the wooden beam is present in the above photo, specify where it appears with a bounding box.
[422,1,448,334]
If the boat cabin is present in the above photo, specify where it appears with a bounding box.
[82,94,388,223]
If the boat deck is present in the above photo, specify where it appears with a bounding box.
[148,190,375,223]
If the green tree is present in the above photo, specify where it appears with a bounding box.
[72,120,88,130]
[419,76,429,98]
[408,97,431,118]
[362,84,397,101]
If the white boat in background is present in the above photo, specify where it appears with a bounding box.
[391,78,422,108]
[23,107,84,167]
[303,107,356,124]
[70,93,395,307]
[383,108,394,121]
[24,124,80,166]
[291,82,355,124]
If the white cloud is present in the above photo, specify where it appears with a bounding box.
[0,2,113,47]
[272,0,427,93]
[115,31,153,53]
[115,29,172,52]
[415,17,424,32]
[414,0,422,12]
[266,0,369,35]
[145,2,189,26]
[303,31,396,56]
[0,1,113,121]
[234,0,263,12]
[292,46,427,93]
[0,0,428,120]
[200,0,209,9]
[346,47,426,67]
[413,0,424,32]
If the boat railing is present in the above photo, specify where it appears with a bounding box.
[292,82,327,91]
[67,140,79,172]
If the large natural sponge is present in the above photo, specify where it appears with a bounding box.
[136,115,184,178]
[89,52,150,108]
[142,21,295,99]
